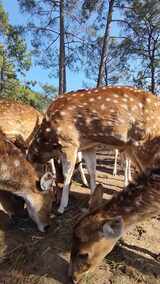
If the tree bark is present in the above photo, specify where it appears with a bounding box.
[59,0,66,95]
[97,0,115,87]
[0,51,4,92]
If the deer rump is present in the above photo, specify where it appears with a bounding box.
[27,86,160,213]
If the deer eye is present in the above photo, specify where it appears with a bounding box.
[78,253,89,260]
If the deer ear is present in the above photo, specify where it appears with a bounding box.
[101,216,124,239]
[40,172,56,191]
[89,184,104,211]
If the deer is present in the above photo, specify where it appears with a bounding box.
[0,129,54,232]
[0,99,89,196]
[69,168,160,283]
[0,99,43,153]
[27,86,160,214]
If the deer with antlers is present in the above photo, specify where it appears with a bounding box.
[27,86,160,213]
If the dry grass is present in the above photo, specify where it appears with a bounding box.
[0,151,159,284]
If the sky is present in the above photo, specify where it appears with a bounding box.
[2,0,121,94]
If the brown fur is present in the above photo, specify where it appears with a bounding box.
[0,130,54,232]
[70,170,160,282]
[0,99,43,152]
[28,86,160,174]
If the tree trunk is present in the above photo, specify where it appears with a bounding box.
[97,0,115,87]
[150,42,156,94]
[0,51,4,92]
[150,62,155,94]
[59,0,66,95]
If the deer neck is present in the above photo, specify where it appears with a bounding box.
[100,169,160,229]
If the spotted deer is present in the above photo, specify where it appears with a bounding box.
[27,86,160,213]
[69,169,160,283]
[0,99,43,152]
[0,129,54,232]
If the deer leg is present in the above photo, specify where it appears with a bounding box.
[77,152,89,187]
[113,149,119,176]
[82,149,96,194]
[128,159,132,181]
[124,158,129,187]
[58,147,78,214]
[48,158,56,175]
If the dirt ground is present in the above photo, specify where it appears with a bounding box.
[0,151,159,284]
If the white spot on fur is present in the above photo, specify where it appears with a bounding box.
[101,104,105,110]
[102,86,106,90]
[57,127,62,132]
[146,98,151,103]
[122,104,128,110]
[68,106,74,110]
[110,109,114,113]
[122,98,127,102]
[94,89,98,93]
[98,96,102,100]
[80,93,85,97]
[77,114,83,118]
[106,98,111,102]
[113,94,119,98]
[14,160,20,167]
[139,103,143,108]
[113,99,118,104]
[89,98,95,102]
[46,128,51,132]
[86,118,91,124]
[60,111,66,116]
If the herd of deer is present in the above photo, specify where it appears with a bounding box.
[0,86,160,283]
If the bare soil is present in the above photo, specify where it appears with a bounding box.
[0,151,159,284]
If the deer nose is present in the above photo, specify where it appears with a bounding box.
[44,224,50,232]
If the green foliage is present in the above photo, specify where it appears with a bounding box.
[0,3,31,74]
[40,83,58,99]
[16,84,51,111]
[118,0,160,93]
[0,44,18,96]
[0,3,9,34]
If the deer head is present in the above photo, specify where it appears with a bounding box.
[0,129,55,232]
[69,170,160,283]
[27,117,61,164]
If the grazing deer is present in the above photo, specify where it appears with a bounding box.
[0,99,88,195]
[69,169,160,283]
[27,86,160,213]
[0,130,54,232]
